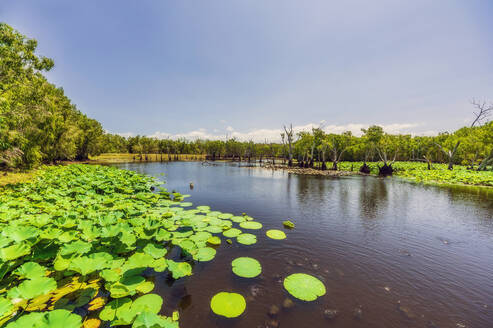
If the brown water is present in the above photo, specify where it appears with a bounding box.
[114,162,493,328]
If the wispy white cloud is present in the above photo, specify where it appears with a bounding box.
[123,122,431,143]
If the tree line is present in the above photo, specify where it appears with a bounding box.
[1,23,491,172]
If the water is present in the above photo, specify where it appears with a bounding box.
[113,162,493,328]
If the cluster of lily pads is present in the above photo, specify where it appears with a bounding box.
[207,214,326,319]
[0,164,325,327]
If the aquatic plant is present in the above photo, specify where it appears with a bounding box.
[266,230,287,240]
[231,257,262,278]
[283,273,326,301]
[210,292,246,318]
[0,164,270,327]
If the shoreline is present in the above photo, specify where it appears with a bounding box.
[254,163,358,177]
[250,163,493,191]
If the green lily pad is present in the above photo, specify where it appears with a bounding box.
[0,243,31,261]
[207,236,221,245]
[283,220,295,229]
[9,276,57,300]
[133,312,178,328]
[239,221,263,230]
[232,257,261,278]
[0,297,13,317]
[143,243,167,259]
[6,310,82,328]
[236,233,257,245]
[223,228,242,238]
[283,273,326,301]
[196,247,216,262]
[13,262,46,279]
[210,292,246,318]
[167,260,192,279]
[60,240,92,255]
[266,229,286,240]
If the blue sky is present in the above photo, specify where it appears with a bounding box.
[1,1,492,141]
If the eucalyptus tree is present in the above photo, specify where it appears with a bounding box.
[283,124,295,166]
[327,131,353,170]
[435,132,461,170]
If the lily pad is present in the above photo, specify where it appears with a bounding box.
[283,273,326,301]
[13,262,46,279]
[239,221,263,230]
[223,228,242,238]
[207,236,221,245]
[9,276,57,300]
[283,220,295,229]
[167,260,192,279]
[266,230,286,240]
[210,292,246,318]
[232,257,261,278]
[196,247,216,262]
[236,233,257,245]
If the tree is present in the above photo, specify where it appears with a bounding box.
[283,124,294,166]
[327,131,353,170]
[435,133,461,170]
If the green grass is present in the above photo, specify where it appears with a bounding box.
[0,170,37,186]
[338,161,493,187]
[90,153,206,164]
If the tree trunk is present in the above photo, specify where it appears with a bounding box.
[360,163,370,174]
[378,164,393,176]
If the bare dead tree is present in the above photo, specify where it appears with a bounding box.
[283,124,294,167]
[470,99,493,170]
[435,141,461,170]
[471,99,493,127]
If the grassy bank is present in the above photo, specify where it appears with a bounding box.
[90,153,206,164]
[338,161,493,187]
[0,170,38,186]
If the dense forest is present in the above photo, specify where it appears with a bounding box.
[1,23,492,172]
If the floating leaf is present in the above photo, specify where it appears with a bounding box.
[0,297,13,317]
[167,260,192,279]
[283,220,295,229]
[0,243,30,261]
[132,312,178,328]
[210,292,246,318]
[195,247,216,262]
[207,236,221,245]
[223,228,241,238]
[283,273,326,301]
[236,233,257,245]
[232,257,261,278]
[60,240,92,256]
[99,297,132,321]
[83,318,101,328]
[143,243,167,259]
[42,309,83,328]
[239,221,263,230]
[13,262,46,279]
[9,276,57,300]
[266,229,286,240]
[88,297,106,311]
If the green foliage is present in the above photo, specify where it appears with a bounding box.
[283,220,295,229]
[338,161,493,186]
[0,23,105,168]
[283,273,326,301]
[0,164,268,327]
[210,292,246,318]
[266,229,287,240]
[231,257,262,278]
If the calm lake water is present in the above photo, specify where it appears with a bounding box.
[113,162,493,328]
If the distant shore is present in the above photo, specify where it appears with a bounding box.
[255,163,357,177]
